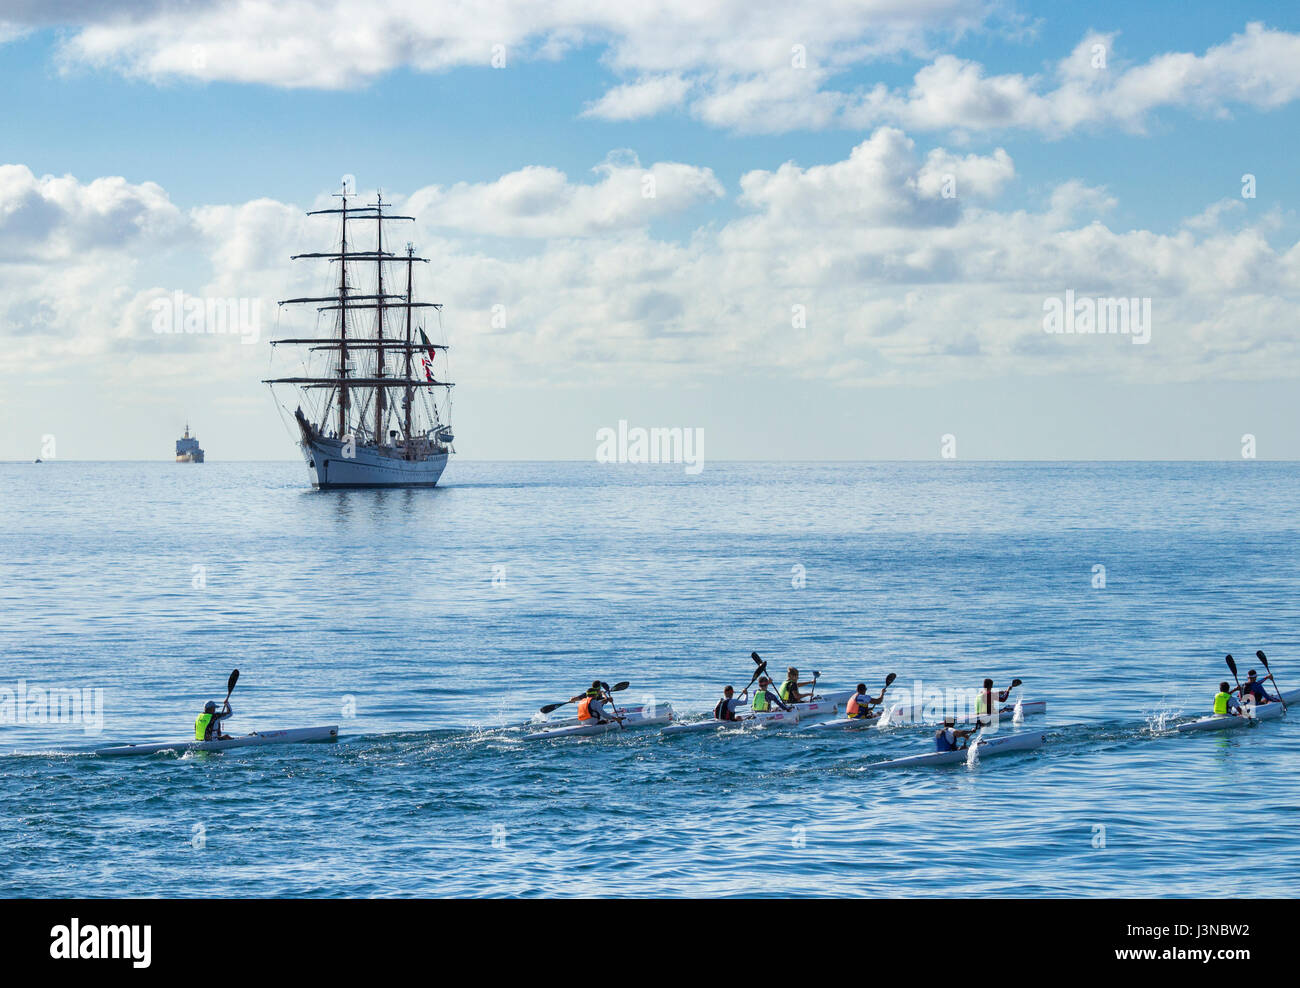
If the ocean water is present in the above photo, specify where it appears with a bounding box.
[2,459,1298,898]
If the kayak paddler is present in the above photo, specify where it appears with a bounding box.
[752,676,792,714]
[1213,682,1244,717]
[1235,669,1280,706]
[779,667,816,704]
[714,685,744,722]
[576,681,622,725]
[934,717,976,752]
[975,678,1019,719]
[195,699,232,742]
[845,682,887,720]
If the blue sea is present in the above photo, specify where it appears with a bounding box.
[2,460,1298,897]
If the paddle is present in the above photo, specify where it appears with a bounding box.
[742,652,768,693]
[1225,654,1250,718]
[224,669,239,706]
[974,677,1024,727]
[1257,650,1287,712]
[539,681,629,715]
[870,673,898,713]
[599,680,628,725]
[809,669,821,702]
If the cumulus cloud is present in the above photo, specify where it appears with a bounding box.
[846,24,1300,136]
[582,75,692,121]
[31,0,987,90]
[2,132,1299,391]
[406,153,724,237]
[16,5,1300,137]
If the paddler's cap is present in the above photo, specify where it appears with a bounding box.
[1247,669,1258,678]
[983,678,994,688]
[204,701,216,713]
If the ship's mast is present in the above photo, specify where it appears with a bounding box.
[337,194,350,438]
[265,187,452,451]
[403,244,415,451]
[373,193,386,445]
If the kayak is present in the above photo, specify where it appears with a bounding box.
[536,703,662,729]
[1176,689,1300,733]
[96,726,339,757]
[813,699,1046,732]
[884,699,1047,724]
[661,710,800,735]
[806,712,885,731]
[864,731,1046,770]
[525,704,675,740]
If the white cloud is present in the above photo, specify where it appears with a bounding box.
[36,0,987,90]
[845,24,1300,136]
[3,133,1299,394]
[21,6,1300,137]
[582,75,691,121]
[406,153,724,237]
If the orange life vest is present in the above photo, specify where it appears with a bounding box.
[846,693,861,717]
[578,696,595,721]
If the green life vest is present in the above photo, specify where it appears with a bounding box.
[976,690,992,715]
[780,680,795,702]
[195,712,213,741]
[1213,691,1231,715]
[753,690,770,713]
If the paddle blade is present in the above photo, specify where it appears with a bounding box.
[751,651,762,664]
[611,681,630,692]
[227,669,240,692]
[1257,650,1269,668]
[884,673,897,687]
[1010,678,1023,687]
[1225,654,1238,677]
[539,702,563,714]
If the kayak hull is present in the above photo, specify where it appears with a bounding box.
[96,726,339,757]
[1176,689,1299,732]
[814,700,1046,731]
[661,710,799,735]
[525,705,675,740]
[885,699,1047,725]
[865,731,1046,769]
[807,713,883,732]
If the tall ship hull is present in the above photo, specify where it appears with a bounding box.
[263,187,456,490]
[293,410,447,488]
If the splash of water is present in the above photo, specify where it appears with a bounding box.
[966,728,986,767]
[1013,699,1025,725]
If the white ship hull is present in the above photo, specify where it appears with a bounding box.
[299,434,447,489]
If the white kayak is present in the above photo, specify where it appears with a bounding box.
[885,699,1047,725]
[1176,689,1299,733]
[525,704,675,740]
[806,712,885,732]
[96,726,339,757]
[813,699,1046,732]
[662,709,800,735]
[864,731,1046,770]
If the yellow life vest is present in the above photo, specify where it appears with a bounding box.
[195,712,213,741]
[1213,691,1231,715]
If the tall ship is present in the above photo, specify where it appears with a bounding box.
[175,423,205,462]
[263,189,455,488]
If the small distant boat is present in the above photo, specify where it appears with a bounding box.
[176,422,205,463]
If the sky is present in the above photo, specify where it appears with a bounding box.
[2,0,1300,461]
